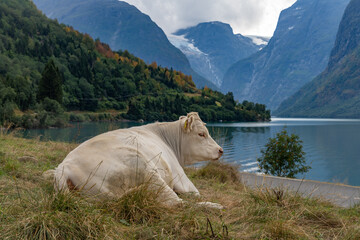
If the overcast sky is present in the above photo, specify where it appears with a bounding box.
[121,0,296,37]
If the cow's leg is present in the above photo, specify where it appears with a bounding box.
[146,170,183,206]
[172,170,224,209]
[197,201,224,209]
[172,170,200,195]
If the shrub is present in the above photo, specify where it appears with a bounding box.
[257,128,311,178]
[40,98,64,114]
[69,113,86,122]
[193,161,240,183]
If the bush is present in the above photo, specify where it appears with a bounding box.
[21,114,39,129]
[39,98,64,114]
[193,161,240,183]
[257,128,311,178]
[69,113,87,122]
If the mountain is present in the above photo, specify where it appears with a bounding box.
[0,0,270,128]
[32,0,214,88]
[276,0,360,118]
[169,22,260,87]
[222,0,350,110]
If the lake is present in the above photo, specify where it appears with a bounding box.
[18,118,360,186]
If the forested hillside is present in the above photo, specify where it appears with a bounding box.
[32,0,215,89]
[0,0,270,128]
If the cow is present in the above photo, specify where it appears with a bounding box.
[51,112,224,208]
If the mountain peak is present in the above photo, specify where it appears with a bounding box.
[170,21,260,87]
[174,21,234,37]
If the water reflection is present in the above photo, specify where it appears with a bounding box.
[239,127,268,133]
[18,122,143,143]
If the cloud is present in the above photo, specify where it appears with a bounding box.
[121,0,296,36]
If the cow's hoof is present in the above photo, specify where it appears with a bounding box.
[197,201,224,209]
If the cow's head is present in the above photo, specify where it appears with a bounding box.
[180,112,223,165]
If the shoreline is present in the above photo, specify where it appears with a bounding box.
[3,110,272,130]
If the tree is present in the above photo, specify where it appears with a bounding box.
[127,99,144,120]
[0,86,16,125]
[223,92,236,110]
[257,128,311,178]
[37,59,63,104]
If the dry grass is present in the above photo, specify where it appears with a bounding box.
[184,93,202,98]
[1,134,360,239]
[190,161,240,183]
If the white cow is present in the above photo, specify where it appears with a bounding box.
[52,112,224,207]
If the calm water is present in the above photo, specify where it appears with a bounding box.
[19,118,360,186]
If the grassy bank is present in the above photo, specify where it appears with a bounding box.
[0,134,360,239]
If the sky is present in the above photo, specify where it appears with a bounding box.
[121,0,297,37]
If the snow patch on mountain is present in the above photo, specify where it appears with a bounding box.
[245,35,270,46]
[168,34,222,87]
[168,34,205,56]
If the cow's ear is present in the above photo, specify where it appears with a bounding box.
[181,115,194,133]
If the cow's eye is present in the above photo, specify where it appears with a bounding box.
[198,133,205,137]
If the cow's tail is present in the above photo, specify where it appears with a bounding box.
[42,169,55,180]
[43,164,79,192]
[53,164,71,191]
[42,168,69,191]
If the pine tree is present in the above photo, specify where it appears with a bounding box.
[37,59,63,104]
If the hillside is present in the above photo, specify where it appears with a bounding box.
[222,0,350,110]
[32,0,214,88]
[0,0,270,128]
[169,22,260,87]
[276,0,360,118]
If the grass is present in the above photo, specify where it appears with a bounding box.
[1,133,360,239]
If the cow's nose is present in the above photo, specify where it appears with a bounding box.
[219,148,224,155]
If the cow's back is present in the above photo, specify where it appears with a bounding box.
[54,126,177,196]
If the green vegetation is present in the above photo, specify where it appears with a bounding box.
[1,133,359,239]
[0,0,270,129]
[257,128,311,178]
[37,59,63,104]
